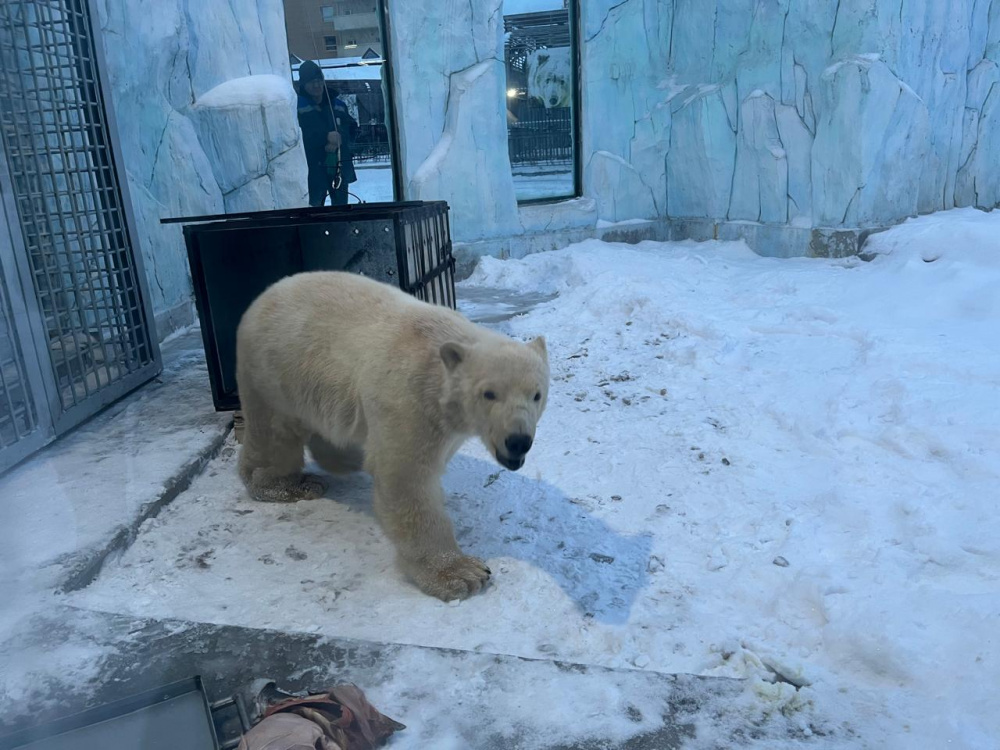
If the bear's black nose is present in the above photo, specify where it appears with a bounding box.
[505,434,533,456]
[550,96,559,106]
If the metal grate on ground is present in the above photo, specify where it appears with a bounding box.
[0,0,156,420]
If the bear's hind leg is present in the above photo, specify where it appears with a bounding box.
[238,393,325,503]
[308,435,365,475]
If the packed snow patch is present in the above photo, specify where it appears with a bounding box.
[864,206,1000,265]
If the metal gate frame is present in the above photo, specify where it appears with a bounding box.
[0,0,161,473]
[0,164,51,469]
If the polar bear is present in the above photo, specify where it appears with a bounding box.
[526,47,571,109]
[235,271,550,600]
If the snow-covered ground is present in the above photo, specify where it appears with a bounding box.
[326,165,395,204]
[72,208,1000,748]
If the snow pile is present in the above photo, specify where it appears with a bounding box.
[75,209,1000,748]
[194,74,297,109]
[864,206,1000,266]
[859,208,1000,325]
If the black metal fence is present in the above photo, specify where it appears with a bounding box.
[508,107,572,168]
[352,122,390,163]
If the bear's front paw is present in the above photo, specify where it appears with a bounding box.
[248,472,326,503]
[409,553,492,601]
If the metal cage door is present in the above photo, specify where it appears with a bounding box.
[0,0,161,473]
[0,190,50,469]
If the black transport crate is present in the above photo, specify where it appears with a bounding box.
[162,201,455,412]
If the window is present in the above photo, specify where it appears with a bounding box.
[503,0,580,202]
[321,5,335,22]
[282,0,399,204]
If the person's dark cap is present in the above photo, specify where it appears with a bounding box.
[298,60,324,85]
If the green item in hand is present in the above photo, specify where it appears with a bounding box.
[325,149,339,177]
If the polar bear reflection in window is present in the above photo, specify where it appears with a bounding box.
[526,47,571,108]
[506,44,574,201]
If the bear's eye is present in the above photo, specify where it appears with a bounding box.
[484,390,496,401]
[533,391,541,402]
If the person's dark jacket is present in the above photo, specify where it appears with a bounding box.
[296,60,358,185]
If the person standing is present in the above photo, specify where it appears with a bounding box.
[296,60,358,206]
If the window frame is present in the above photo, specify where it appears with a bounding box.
[504,0,583,206]
[376,0,404,201]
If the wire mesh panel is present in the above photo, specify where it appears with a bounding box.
[0,0,159,436]
[0,178,53,472]
[0,260,39,450]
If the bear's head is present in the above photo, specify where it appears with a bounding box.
[527,48,571,109]
[440,336,549,471]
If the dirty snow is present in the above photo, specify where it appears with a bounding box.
[0,632,113,713]
[0,342,229,615]
[73,208,1000,748]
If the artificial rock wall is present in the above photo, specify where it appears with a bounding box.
[97,0,307,335]
[95,0,1000,326]
[390,0,1000,257]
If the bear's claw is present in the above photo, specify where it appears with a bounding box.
[409,553,492,601]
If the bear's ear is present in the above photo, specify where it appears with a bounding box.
[440,342,466,371]
[528,336,547,356]
[537,52,550,65]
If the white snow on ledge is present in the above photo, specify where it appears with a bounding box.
[195,74,296,109]
[596,217,656,229]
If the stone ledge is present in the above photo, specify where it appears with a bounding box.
[0,607,754,750]
[454,217,891,277]
[669,219,887,259]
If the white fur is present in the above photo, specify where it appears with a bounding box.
[235,271,550,600]
[527,47,572,109]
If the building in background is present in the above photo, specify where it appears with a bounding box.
[283,0,382,62]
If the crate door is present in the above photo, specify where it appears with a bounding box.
[0,0,160,468]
